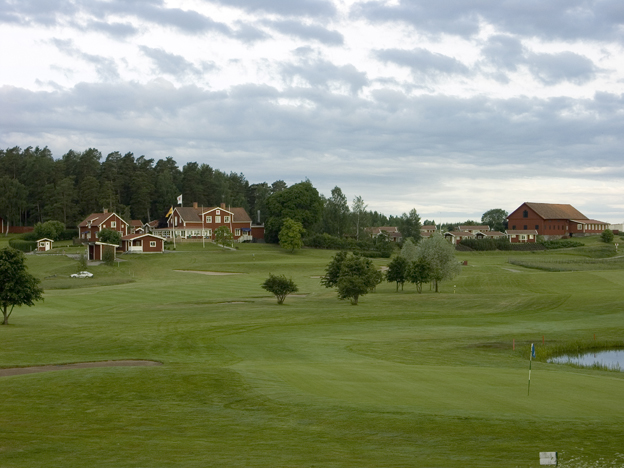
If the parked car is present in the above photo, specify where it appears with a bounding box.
[71,271,93,278]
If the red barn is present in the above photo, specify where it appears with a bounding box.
[507,203,609,239]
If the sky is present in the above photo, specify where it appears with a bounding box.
[1,0,624,223]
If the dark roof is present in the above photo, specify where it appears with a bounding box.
[122,233,165,241]
[524,203,587,220]
[176,206,252,223]
[571,219,609,225]
[79,212,128,228]
[459,225,490,231]
[130,220,142,227]
[506,230,538,235]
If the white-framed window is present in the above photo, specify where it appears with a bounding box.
[206,229,212,237]
[206,216,212,223]
[520,235,527,240]
[224,216,230,223]
[215,216,221,223]
[150,241,156,247]
[235,228,241,236]
[174,218,178,226]
[111,221,116,228]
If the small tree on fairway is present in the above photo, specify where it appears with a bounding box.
[0,248,44,325]
[336,255,381,305]
[261,274,298,304]
[416,234,460,292]
[99,229,122,246]
[279,217,304,252]
[77,252,88,271]
[321,251,348,288]
[102,246,115,266]
[214,226,234,247]
[408,258,432,293]
[386,256,409,291]
[400,238,418,263]
[601,229,614,243]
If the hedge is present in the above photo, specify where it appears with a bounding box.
[8,239,37,252]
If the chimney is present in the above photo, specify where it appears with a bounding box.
[220,203,226,209]
[193,202,198,209]
[103,208,108,214]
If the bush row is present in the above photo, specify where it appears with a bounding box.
[8,239,37,252]
[540,239,585,249]
[303,233,395,258]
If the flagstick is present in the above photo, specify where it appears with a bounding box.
[528,343,534,396]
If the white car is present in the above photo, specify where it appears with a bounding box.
[71,271,93,278]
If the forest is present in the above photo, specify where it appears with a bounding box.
[0,146,407,236]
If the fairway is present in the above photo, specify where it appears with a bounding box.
[1,244,623,467]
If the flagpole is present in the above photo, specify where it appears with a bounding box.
[528,343,534,396]
[202,205,205,248]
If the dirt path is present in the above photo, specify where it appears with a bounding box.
[174,270,243,275]
[0,360,162,377]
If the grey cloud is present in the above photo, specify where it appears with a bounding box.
[480,36,599,85]
[375,48,470,76]
[0,0,77,26]
[280,58,369,95]
[83,20,139,39]
[51,38,120,81]
[527,52,598,85]
[264,20,343,45]
[207,0,336,18]
[233,23,271,42]
[139,46,212,78]
[353,0,624,42]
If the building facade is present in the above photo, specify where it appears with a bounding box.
[507,203,609,238]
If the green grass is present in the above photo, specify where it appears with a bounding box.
[1,243,623,467]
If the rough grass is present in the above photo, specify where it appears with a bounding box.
[1,243,623,467]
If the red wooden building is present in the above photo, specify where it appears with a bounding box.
[78,210,129,241]
[121,233,165,253]
[160,203,261,242]
[507,203,609,239]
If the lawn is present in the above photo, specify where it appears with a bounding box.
[1,241,623,467]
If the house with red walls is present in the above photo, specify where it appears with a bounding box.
[78,210,129,241]
[507,203,609,239]
[121,233,165,253]
[160,203,259,242]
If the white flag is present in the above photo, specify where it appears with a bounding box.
[177,194,183,205]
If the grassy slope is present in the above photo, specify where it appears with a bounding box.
[1,241,623,467]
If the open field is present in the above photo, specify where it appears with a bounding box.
[1,240,623,467]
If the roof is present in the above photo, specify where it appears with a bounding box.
[571,219,609,225]
[37,238,54,242]
[122,233,166,241]
[174,206,252,224]
[522,203,588,221]
[459,225,490,231]
[444,231,475,237]
[480,231,506,236]
[421,225,436,230]
[79,212,128,228]
[130,220,142,227]
[366,226,399,234]
[506,230,539,235]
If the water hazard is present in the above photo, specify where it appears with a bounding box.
[548,349,624,371]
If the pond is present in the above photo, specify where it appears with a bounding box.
[548,349,624,371]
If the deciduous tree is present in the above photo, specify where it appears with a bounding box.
[279,218,304,252]
[481,208,508,232]
[336,255,382,305]
[386,255,409,291]
[398,208,422,243]
[0,248,44,325]
[416,234,461,292]
[214,226,234,247]
[261,274,298,304]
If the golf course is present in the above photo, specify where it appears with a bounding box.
[1,238,623,467]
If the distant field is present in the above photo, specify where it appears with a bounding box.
[1,240,623,467]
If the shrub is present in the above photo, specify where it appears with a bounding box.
[601,229,614,243]
[261,274,298,304]
[541,240,584,249]
[8,239,37,252]
[102,246,115,265]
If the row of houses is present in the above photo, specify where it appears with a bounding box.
[75,203,264,261]
[367,202,612,245]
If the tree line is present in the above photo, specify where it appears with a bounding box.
[0,146,421,240]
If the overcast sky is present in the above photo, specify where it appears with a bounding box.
[1,0,623,223]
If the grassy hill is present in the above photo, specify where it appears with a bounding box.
[1,240,623,467]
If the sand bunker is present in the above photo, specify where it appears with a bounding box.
[174,270,242,276]
[0,360,162,377]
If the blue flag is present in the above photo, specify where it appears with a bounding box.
[531,343,535,359]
